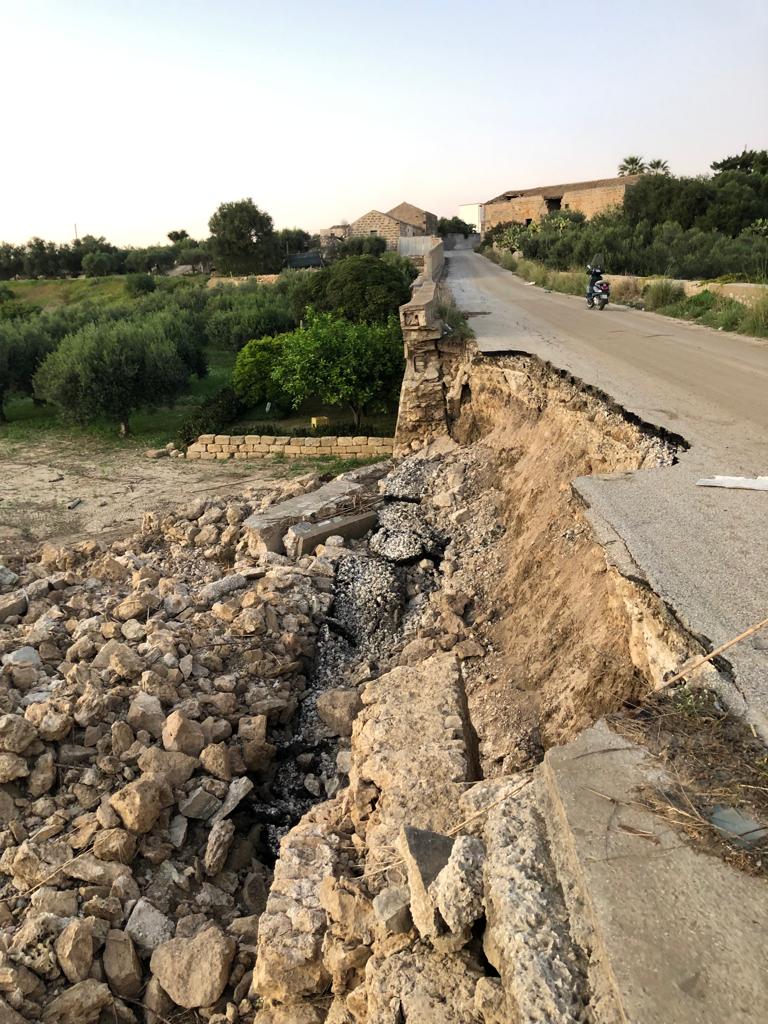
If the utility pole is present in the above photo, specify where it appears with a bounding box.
[74,223,79,241]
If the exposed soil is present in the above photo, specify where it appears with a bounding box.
[430,354,698,776]
[610,689,768,876]
[0,438,304,559]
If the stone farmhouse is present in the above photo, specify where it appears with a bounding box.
[482,174,642,232]
[319,202,438,251]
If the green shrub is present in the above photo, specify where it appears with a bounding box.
[0,283,14,303]
[328,235,387,259]
[381,251,418,289]
[309,256,411,323]
[34,319,189,435]
[232,335,290,409]
[176,385,245,447]
[500,252,517,271]
[481,248,501,264]
[125,273,156,296]
[643,279,686,310]
[205,286,296,350]
[273,269,317,321]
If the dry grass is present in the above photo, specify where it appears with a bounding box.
[609,688,768,875]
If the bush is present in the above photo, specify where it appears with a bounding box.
[643,279,686,310]
[176,385,246,447]
[125,273,156,296]
[381,251,418,289]
[34,319,189,435]
[499,252,517,271]
[273,270,317,321]
[232,335,290,409]
[328,235,387,260]
[272,312,404,428]
[309,255,411,323]
[205,285,296,350]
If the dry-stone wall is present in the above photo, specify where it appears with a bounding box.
[186,434,394,461]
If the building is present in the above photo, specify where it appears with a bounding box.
[386,201,438,236]
[348,210,416,250]
[482,175,642,232]
[458,203,484,234]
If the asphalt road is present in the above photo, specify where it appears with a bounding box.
[447,250,768,733]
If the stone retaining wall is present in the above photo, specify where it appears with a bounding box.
[186,433,394,461]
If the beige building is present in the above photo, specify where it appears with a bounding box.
[483,175,642,232]
[348,210,416,250]
[387,201,438,236]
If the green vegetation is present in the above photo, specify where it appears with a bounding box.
[308,255,412,322]
[236,312,404,429]
[1,243,414,445]
[438,216,474,237]
[34,320,191,436]
[208,198,277,275]
[328,235,387,259]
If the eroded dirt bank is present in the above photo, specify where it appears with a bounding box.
[0,353,757,1024]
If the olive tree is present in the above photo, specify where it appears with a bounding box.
[34,320,189,435]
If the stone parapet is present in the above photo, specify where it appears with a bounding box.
[185,434,393,461]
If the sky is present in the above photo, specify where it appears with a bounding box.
[1,0,767,247]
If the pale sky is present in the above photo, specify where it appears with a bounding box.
[1,0,766,246]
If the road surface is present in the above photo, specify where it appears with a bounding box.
[446,250,768,732]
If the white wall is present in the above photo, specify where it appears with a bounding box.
[458,203,483,233]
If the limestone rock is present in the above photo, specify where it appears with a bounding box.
[200,741,232,781]
[150,926,236,1009]
[429,834,485,937]
[125,898,174,954]
[204,819,236,876]
[103,929,143,999]
[54,918,93,984]
[93,828,138,864]
[372,886,412,935]
[162,710,204,756]
[398,825,457,944]
[316,689,362,737]
[126,693,164,739]
[0,754,29,784]
[110,777,171,833]
[0,714,37,754]
[41,979,112,1023]
[137,747,199,786]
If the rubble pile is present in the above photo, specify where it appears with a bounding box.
[0,450,486,1023]
[0,468,394,1023]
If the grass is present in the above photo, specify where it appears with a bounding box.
[2,274,208,310]
[437,285,475,343]
[268,453,385,476]
[483,251,768,339]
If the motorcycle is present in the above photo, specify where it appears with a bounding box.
[587,279,610,310]
[586,263,610,310]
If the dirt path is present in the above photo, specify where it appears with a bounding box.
[0,438,294,558]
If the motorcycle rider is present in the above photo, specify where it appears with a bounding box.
[586,262,603,304]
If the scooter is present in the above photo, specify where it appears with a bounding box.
[587,279,610,310]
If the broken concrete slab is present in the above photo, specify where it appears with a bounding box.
[398,825,455,941]
[544,719,768,1024]
[243,478,365,556]
[283,510,379,559]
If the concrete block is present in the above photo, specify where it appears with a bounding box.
[245,435,261,445]
[216,453,231,461]
[272,437,289,446]
[243,478,365,556]
[186,451,201,460]
[214,435,230,445]
[338,436,354,445]
[200,453,216,461]
[288,438,304,447]
[261,435,276,444]
[320,436,337,446]
[283,510,379,558]
[230,435,245,445]
[198,434,215,445]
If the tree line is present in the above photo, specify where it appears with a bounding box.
[0,200,318,280]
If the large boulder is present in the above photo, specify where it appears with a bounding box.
[150,926,236,1009]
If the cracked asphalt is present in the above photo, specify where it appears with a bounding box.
[447,250,768,734]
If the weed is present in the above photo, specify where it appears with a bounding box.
[742,291,768,337]
[643,279,687,311]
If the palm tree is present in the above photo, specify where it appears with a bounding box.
[618,155,647,176]
[647,158,671,176]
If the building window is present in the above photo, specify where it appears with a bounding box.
[370,230,377,235]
